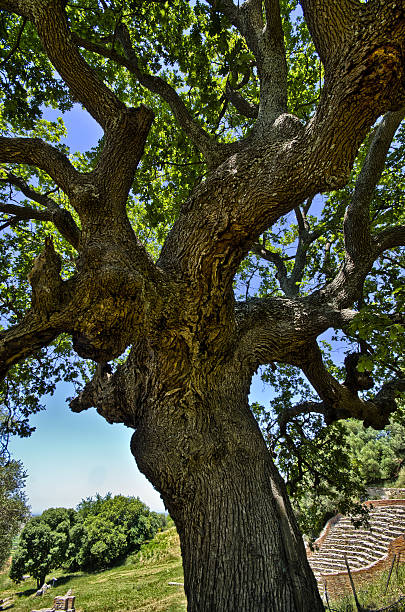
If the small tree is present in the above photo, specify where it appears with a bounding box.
[68,494,162,571]
[0,456,29,569]
[10,507,75,588]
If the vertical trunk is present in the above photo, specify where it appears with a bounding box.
[176,446,323,611]
[37,575,45,589]
[130,366,324,612]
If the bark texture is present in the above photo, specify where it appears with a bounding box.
[1,0,405,610]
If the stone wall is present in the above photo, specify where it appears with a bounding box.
[366,487,405,500]
[31,593,75,612]
[306,514,342,559]
[320,535,405,599]
[312,499,405,599]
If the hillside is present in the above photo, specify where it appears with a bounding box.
[0,528,186,612]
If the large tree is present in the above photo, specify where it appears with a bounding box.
[0,0,404,610]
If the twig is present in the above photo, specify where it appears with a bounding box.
[0,18,27,67]
[324,582,332,611]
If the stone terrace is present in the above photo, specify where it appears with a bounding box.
[308,500,405,595]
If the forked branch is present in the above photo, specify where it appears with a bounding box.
[209,0,288,123]
[0,173,80,247]
[0,137,80,195]
[323,110,405,309]
[27,0,127,132]
[300,0,357,67]
[234,296,357,371]
[344,110,405,265]
[71,28,228,167]
[283,342,405,430]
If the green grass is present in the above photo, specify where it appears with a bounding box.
[0,528,186,612]
[330,563,405,611]
[3,526,404,611]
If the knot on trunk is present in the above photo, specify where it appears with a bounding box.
[72,332,116,362]
[357,44,405,111]
[70,362,126,424]
[27,237,63,314]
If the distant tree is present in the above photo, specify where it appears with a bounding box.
[75,492,112,519]
[254,378,405,539]
[345,419,405,485]
[10,507,75,588]
[286,419,405,541]
[68,494,162,571]
[0,456,29,569]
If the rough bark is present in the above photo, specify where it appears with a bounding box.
[1,0,405,610]
[124,349,323,611]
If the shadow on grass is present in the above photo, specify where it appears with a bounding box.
[15,588,36,598]
[49,574,83,588]
[15,574,82,599]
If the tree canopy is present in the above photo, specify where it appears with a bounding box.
[10,495,162,586]
[9,506,75,588]
[0,0,404,610]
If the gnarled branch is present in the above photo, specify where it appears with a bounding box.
[374,225,405,254]
[69,346,146,428]
[0,137,80,195]
[70,363,128,425]
[234,296,357,372]
[323,110,405,309]
[282,342,405,430]
[225,80,259,118]
[0,173,80,247]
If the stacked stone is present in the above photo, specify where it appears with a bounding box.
[307,500,405,598]
[31,593,75,612]
[54,594,75,612]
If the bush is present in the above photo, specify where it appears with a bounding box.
[68,494,163,571]
[10,494,163,580]
[396,467,405,487]
[126,526,180,566]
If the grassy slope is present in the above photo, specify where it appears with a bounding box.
[0,528,186,612]
[3,526,405,611]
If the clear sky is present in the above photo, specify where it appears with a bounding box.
[9,369,270,515]
[8,104,273,516]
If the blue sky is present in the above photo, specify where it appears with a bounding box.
[10,358,270,515]
[7,105,273,515]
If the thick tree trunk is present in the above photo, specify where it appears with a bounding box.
[130,366,324,612]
